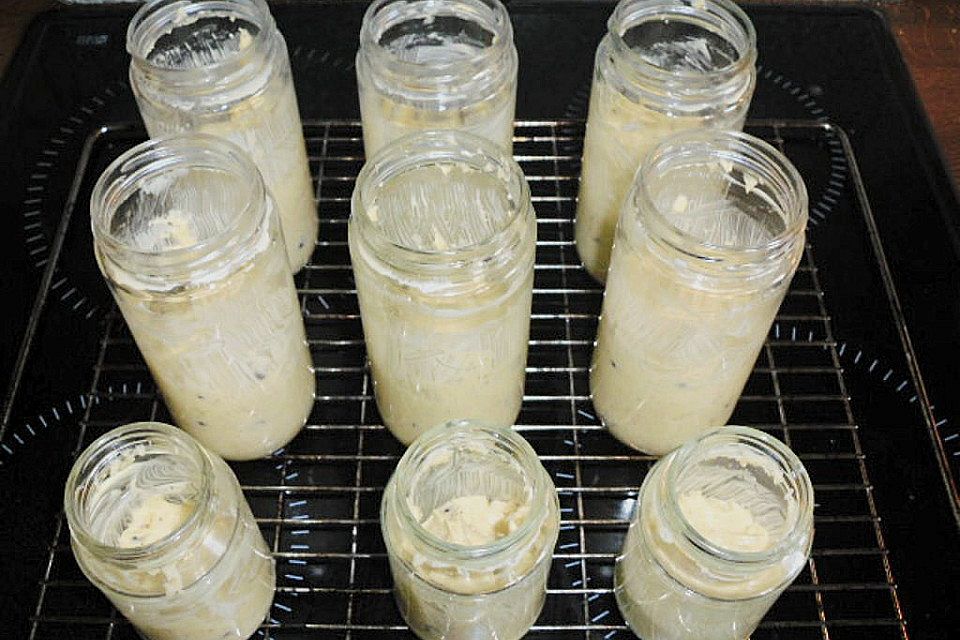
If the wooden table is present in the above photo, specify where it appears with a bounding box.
[2,0,959,190]
[886,0,960,187]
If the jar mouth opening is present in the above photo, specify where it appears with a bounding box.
[127,0,272,78]
[665,426,814,565]
[351,129,529,272]
[360,0,513,79]
[90,134,266,278]
[389,421,549,560]
[64,422,212,562]
[608,0,757,87]
[634,129,808,263]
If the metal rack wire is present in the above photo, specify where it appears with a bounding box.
[28,121,907,640]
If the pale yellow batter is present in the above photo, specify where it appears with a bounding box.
[419,495,530,546]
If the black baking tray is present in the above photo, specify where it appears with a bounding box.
[0,2,958,639]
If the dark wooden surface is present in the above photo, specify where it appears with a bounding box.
[1,0,958,187]
[886,0,960,188]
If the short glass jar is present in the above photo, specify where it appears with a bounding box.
[65,422,276,640]
[591,130,807,455]
[575,0,756,282]
[91,134,314,461]
[356,0,518,158]
[128,0,317,271]
[381,420,560,639]
[349,130,536,445]
[615,426,814,640]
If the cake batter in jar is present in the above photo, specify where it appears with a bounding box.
[91,135,314,460]
[65,422,276,640]
[615,426,814,640]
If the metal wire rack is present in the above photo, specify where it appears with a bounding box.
[27,120,907,640]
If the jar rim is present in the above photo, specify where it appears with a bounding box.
[606,0,757,93]
[127,0,274,83]
[90,133,267,285]
[64,422,213,563]
[385,420,551,562]
[632,129,808,265]
[663,425,815,565]
[350,129,532,277]
[359,0,514,76]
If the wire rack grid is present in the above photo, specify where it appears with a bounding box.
[27,120,907,640]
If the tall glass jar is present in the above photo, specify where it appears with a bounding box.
[356,0,518,158]
[381,420,560,640]
[349,130,536,445]
[64,422,276,640]
[615,426,814,640]
[591,130,807,455]
[128,0,317,271]
[575,0,756,282]
[91,135,314,461]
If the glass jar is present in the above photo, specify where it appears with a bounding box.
[128,0,317,272]
[356,0,518,158]
[575,0,756,282]
[615,426,814,640]
[591,130,807,455]
[90,134,314,461]
[349,130,536,445]
[381,420,560,639]
[64,422,276,640]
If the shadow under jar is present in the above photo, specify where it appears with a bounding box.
[615,426,814,640]
[591,130,808,455]
[64,422,276,640]
[349,130,536,445]
[356,0,518,158]
[381,420,560,640]
[91,134,314,461]
[128,0,317,271]
[575,0,756,282]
